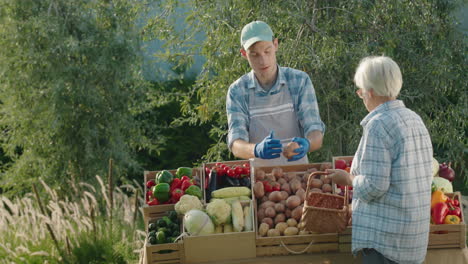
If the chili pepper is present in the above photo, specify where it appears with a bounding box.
[447,204,462,218]
[431,202,449,225]
[431,190,447,209]
[444,215,460,224]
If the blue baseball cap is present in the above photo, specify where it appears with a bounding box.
[240,21,274,50]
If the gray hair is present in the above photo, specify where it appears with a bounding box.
[354,56,403,98]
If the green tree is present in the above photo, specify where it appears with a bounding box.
[150,0,467,191]
[0,0,150,193]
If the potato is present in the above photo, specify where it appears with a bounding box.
[322,183,332,193]
[275,222,288,235]
[295,189,306,203]
[291,205,303,221]
[284,226,299,236]
[260,201,275,209]
[285,209,292,218]
[269,191,283,202]
[267,228,281,237]
[283,141,299,160]
[259,223,269,237]
[265,207,276,218]
[320,174,332,185]
[266,173,276,182]
[253,182,265,199]
[319,163,332,171]
[277,178,287,185]
[286,218,298,227]
[307,167,318,173]
[257,208,265,223]
[260,196,269,203]
[310,188,323,193]
[274,203,285,213]
[299,230,310,235]
[262,217,274,228]
[274,213,286,225]
[285,172,298,182]
[281,183,291,194]
[271,167,284,179]
[310,178,323,189]
[289,179,302,193]
[280,191,289,200]
[256,170,266,181]
[286,195,301,209]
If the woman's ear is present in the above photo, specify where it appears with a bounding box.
[240,48,247,58]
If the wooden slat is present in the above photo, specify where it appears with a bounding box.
[256,233,338,246]
[256,242,338,256]
[146,242,183,264]
[339,243,352,253]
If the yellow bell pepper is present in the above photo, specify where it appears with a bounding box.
[431,190,447,209]
[444,215,460,225]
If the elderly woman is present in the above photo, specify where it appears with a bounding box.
[327,56,433,264]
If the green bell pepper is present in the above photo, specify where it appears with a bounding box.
[184,185,202,200]
[156,170,174,184]
[152,183,170,202]
[175,167,192,179]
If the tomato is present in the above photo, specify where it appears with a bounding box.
[335,159,347,170]
[242,167,250,176]
[223,166,231,175]
[262,181,273,193]
[146,179,156,189]
[227,168,237,178]
[234,166,243,177]
[205,166,211,175]
[215,162,223,167]
[243,162,250,168]
[216,166,225,176]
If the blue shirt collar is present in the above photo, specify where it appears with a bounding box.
[247,65,286,94]
[360,100,405,127]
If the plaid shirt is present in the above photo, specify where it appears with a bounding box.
[351,100,433,264]
[226,66,325,148]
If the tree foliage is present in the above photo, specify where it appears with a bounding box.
[0,0,150,193]
[151,0,467,190]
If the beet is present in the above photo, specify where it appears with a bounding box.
[439,162,455,182]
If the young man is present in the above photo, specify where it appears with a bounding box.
[327,56,433,264]
[226,21,325,167]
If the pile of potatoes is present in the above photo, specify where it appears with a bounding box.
[253,165,333,237]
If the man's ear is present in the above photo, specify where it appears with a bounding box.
[273,38,279,50]
[240,48,247,58]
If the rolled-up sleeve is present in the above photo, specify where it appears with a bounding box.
[297,75,325,136]
[353,125,391,203]
[226,85,249,150]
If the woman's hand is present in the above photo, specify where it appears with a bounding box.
[325,169,353,186]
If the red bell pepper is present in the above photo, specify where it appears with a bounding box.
[147,198,159,206]
[262,181,273,193]
[181,176,191,182]
[447,204,462,218]
[447,197,460,207]
[146,190,153,202]
[146,179,156,189]
[181,180,193,191]
[171,188,184,203]
[170,178,182,191]
[431,202,449,225]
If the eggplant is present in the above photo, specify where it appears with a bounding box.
[206,169,217,201]
[240,176,251,188]
[225,176,240,187]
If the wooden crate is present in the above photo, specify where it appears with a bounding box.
[338,227,352,253]
[145,217,185,264]
[143,168,203,229]
[252,162,339,257]
[429,192,466,249]
[182,200,256,263]
[145,241,184,264]
[183,231,256,263]
[202,159,251,202]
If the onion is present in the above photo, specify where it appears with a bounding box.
[438,162,455,182]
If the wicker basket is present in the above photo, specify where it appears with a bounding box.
[299,171,349,234]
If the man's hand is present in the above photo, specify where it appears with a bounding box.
[325,169,353,186]
[254,131,282,159]
[287,137,310,161]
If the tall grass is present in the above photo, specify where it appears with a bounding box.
[0,175,146,263]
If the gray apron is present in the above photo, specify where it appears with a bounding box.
[248,82,309,167]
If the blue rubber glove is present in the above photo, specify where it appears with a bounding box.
[288,137,310,161]
[254,131,282,159]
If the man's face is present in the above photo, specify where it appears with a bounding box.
[242,39,278,81]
